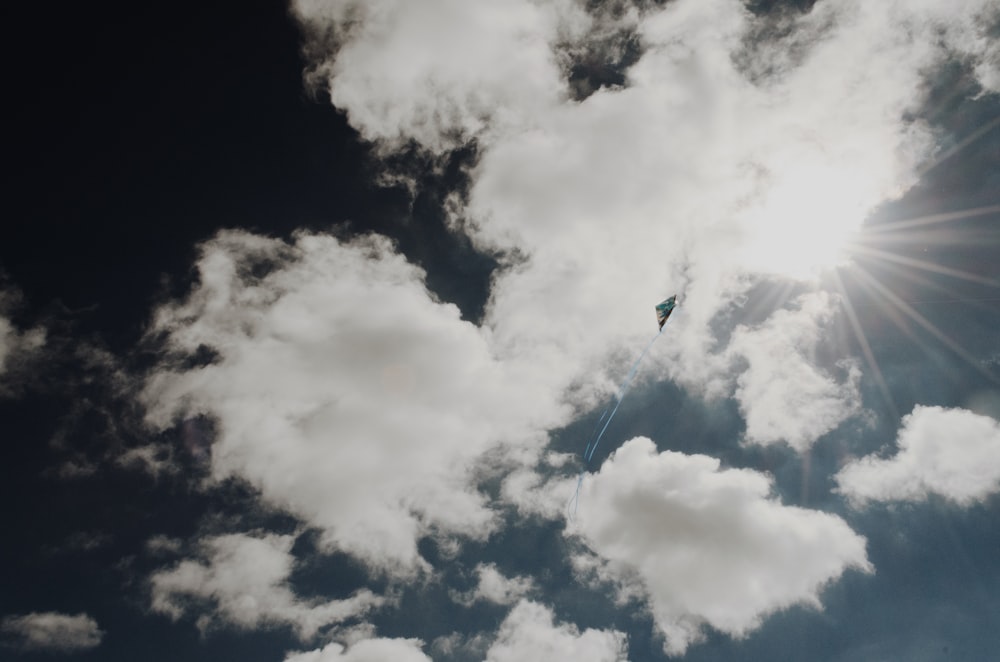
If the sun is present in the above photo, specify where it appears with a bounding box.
[739,162,873,281]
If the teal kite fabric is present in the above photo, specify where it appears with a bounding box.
[656,295,677,330]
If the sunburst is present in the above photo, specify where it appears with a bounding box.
[830,202,1000,415]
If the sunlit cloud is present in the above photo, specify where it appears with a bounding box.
[836,405,1000,506]
[570,437,871,655]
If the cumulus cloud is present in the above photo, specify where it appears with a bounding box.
[149,532,383,639]
[571,437,871,655]
[284,638,431,662]
[836,406,1000,506]
[727,292,861,450]
[1,612,103,652]
[141,230,567,574]
[451,563,534,606]
[485,600,627,662]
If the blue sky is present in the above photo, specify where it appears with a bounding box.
[2,1,999,660]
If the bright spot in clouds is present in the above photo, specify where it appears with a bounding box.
[739,163,869,280]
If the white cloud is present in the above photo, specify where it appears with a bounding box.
[149,532,383,639]
[835,406,1000,506]
[452,563,534,606]
[727,293,862,451]
[570,437,871,655]
[141,230,567,574]
[1,612,103,652]
[500,466,576,521]
[292,0,590,153]
[284,638,431,662]
[485,600,627,662]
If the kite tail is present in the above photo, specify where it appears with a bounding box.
[570,328,664,517]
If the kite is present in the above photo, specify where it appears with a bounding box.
[656,295,677,330]
[570,295,679,515]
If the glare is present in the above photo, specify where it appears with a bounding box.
[740,164,871,281]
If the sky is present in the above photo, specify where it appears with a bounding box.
[2,0,999,660]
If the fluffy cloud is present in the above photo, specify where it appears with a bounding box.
[292,0,590,153]
[484,600,627,662]
[451,563,534,606]
[571,437,871,655]
[1,612,103,652]
[141,231,567,573]
[836,406,1000,506]
[149,532,383,639]
[727,293,861,450]
[284,638,431,662]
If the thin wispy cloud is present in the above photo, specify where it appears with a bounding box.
[149,532,384,639]
[1,612,103,653]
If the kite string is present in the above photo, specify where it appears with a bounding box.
[570,328,664,515]
[584,329,663,463]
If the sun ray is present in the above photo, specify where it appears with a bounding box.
[917,115,1000,178]
[850,244,1000,288]
[854,252,982,300]
[863,204,1000,235]
[849,265,999,385]
[852,257,1000,312]
[831,270,898,418]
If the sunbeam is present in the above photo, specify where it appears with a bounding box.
[917,115,1000,178]
[848,264,999,384]
[831,270,898,418]
[850,244,1000,288]
[863,204,1000,235]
